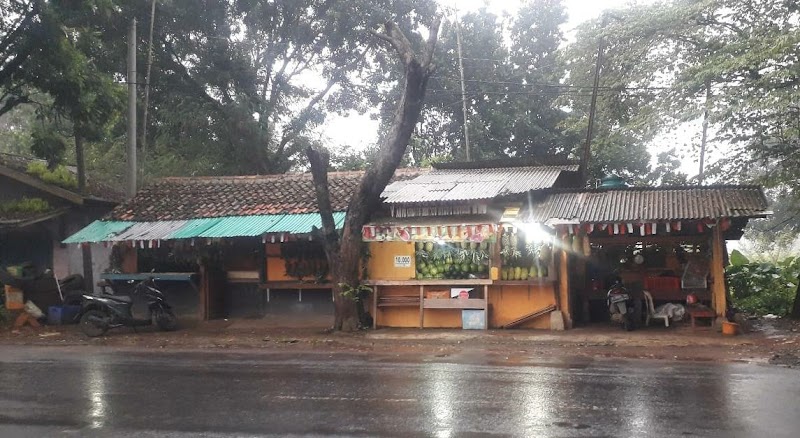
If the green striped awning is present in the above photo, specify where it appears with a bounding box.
[62,220,135,244]
[63,212,347,244]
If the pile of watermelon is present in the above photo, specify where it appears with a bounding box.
[414,241,490,280]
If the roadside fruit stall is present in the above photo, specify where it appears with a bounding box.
[362,219,562,330]
[362,162,580,330]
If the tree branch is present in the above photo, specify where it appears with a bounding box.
[422,18,442,70]
[276,79,337,156]
[369,21,416,66]
[0,93,30,118]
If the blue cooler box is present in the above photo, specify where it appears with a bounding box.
[48,305,81,325]
[462,309,486,330]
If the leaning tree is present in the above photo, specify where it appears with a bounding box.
[307,18,441,331]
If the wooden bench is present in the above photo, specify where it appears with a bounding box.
[687,307,715,329]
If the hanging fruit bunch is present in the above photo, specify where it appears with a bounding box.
[500,227,553,281]
[282,241,328,281]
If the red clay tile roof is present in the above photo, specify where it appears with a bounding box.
[109,169,426,221]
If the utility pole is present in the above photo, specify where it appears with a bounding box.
[698,81,711,185]
[454,7,470,161]
[579,16,608,185]
[141,0,157,185]
[127,18,137,198]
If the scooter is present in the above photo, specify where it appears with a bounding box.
[78,278,178,337]
[607,279,636,331]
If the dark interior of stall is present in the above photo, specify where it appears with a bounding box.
[576,239,712,325]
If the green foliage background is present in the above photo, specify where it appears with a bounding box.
[727,250,800,315]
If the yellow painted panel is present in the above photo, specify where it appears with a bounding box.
[489,284,557,329]
[368,241,416,280]
[423,309,462,328]
[378,307,420,327]
[375,285,419,327]
[374,284,466,328]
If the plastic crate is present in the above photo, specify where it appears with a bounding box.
[644,276,680,292]
[48,305,81,325]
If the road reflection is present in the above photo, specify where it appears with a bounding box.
[84,360,108,429]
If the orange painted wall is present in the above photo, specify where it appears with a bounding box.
[265,243,293,281]
[367,241,416,280]
[489,283,557,329]
[121,246,137,273]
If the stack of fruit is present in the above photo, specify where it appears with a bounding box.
[414,240,490,280]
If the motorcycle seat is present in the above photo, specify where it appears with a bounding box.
[103,294,133,303]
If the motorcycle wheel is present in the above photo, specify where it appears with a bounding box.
[154,308,178,331]
[623,313,635,331]
[80,310,109,337]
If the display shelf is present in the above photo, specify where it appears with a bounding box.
[377,295,420,307]
[493,279,556,286]
[423,298,487,309]
[259,281,332,290]
[363,279,492,286]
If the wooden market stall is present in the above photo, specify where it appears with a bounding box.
[525,185,770,326]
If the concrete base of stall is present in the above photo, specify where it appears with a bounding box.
[371,282,563,330]
[224,283,334,327]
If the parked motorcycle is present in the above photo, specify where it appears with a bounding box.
[78,278,178,337]
[607,278,635,331]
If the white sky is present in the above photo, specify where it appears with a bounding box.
[320,0,708,178]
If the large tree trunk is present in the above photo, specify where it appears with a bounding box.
[791,274,800,319]
[308,18,441,331]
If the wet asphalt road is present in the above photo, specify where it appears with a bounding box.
[0,347,798,437]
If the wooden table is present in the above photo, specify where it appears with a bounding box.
[687,307,715,329]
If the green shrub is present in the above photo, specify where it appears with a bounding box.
[0,197,51,215]
[26,161,78,190]
[727,256,800,315]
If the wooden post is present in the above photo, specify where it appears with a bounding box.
[483,284,489,329]
[419,285,424,328]
[558,248,573,329]
[710,223,727,318]
[199,262,208,321]
[372,285,378,329]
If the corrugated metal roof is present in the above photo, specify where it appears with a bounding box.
[109,220,189,241]
[63,212,349,243]
[382,165,577,204]
[62,220,135,244]
[199,215,286,238]
[268,212,347,234]
[525,186,769,223]
[169,218,223,239]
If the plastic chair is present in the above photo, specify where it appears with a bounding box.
[643,290,670,327]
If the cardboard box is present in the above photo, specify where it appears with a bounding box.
[426,290,448,299]
[4,285,24,310]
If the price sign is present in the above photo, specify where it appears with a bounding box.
[394,255,412,268]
